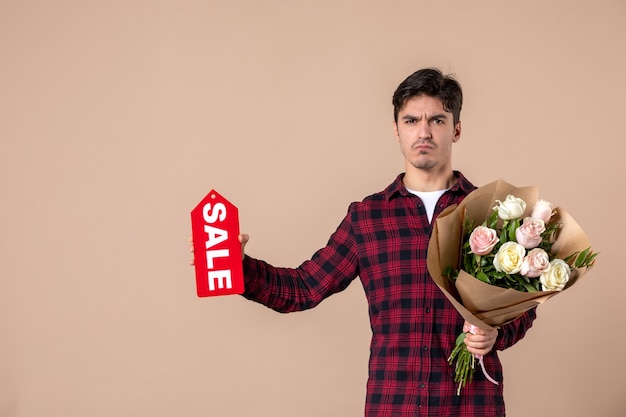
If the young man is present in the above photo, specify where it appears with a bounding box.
[203,68,536,416]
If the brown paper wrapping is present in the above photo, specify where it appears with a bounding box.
[427,179,593,330]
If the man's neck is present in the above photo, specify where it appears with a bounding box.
[402,168,456,192]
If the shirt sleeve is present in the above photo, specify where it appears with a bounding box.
[241,203,360,313]
[493,307,537,351]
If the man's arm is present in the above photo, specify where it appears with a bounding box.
[493,307,538,351]
[240,206,360,313]
[191,205,360,313]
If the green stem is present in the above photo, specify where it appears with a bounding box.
[448,332,476,395]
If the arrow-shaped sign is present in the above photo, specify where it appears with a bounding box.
[191,190,244,297]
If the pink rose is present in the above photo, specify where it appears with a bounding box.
[531,199,553,223]
[515,217,546,249]
[469,226,499,256]
[520,248,550,278]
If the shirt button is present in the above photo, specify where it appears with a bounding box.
[423,346,429,351]
[419,383,425,389]
[425,307,430,313]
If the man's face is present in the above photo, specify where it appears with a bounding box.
[393,94,461,172]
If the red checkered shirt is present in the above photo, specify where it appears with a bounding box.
[242,172,537,416]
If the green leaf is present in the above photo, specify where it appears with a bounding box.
[543,223,561,243]
[443,266,459,280]
[508,219,519,241]
[476,271,491,284]
[585,252,599,266]
[514,274,538,293]
[565,247,599,269]
[499,227,508,243]
[574,247,591,268]
[487,210,499,229]
[464,254,474,274]
[563,252,577,264]
[494,270,506,279]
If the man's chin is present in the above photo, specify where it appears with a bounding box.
[411,160,437,171]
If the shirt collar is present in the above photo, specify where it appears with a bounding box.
[383,171,475,201]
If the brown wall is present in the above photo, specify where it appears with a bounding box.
[1,1,624,416]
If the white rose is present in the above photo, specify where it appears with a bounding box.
[493,241,526,274]
[540,259,571,291]
[493,195,527,221]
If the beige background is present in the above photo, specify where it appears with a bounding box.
[1,1,624,416]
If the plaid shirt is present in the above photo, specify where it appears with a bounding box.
[242,172,537,416]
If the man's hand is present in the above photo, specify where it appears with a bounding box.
[189,234,250,266]
[238,234,249,259]
[463,321,497,357]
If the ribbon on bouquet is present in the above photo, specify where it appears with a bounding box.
[469,324,499,386]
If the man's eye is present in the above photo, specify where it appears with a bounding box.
[432,119,444,125]
[405,119,416,124]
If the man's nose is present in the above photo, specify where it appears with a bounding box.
[416,120,432,139]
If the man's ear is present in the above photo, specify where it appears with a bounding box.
[453,121,462,143]
[392,120,400,142]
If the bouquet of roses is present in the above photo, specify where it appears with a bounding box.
[426,179,597,395]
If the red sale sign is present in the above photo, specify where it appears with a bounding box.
[191,190,244,297]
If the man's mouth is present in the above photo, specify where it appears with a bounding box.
[414,143,434,151]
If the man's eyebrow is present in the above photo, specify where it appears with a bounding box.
[401,113,449,120]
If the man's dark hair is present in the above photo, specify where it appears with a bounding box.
[392,68,463,125]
